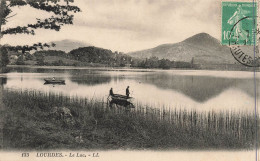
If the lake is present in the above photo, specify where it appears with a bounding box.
[1,66,259,113]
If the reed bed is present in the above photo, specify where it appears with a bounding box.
[2,89,259,150]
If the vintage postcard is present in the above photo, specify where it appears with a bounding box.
[0,0,259,161]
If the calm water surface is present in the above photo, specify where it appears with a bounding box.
[1,67,259,113]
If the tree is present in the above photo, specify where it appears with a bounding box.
[191,57,194,68]
[16,55,25,65]
[36,57,45,66]
[159,59,171,69]
[0,0,81,68]
[0,47,9,67]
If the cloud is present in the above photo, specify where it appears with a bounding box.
[181,0,220,22]
[74,0,221,43]
[1,0,221,52]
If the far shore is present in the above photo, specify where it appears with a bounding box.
[4,64,260,73]
[6,64,159,72]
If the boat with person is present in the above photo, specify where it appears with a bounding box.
[110,94,133,101]
[107,92,134,109]
[44,78,65,84]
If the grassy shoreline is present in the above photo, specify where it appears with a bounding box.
[2,90,259,150]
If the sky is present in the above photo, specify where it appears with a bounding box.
[0,0,220,52]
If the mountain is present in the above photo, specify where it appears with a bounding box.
[49,39,91,53]
[128,33,237,64]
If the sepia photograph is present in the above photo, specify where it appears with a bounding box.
[0,0,259,161]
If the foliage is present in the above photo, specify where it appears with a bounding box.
[15,55,25,65]
[24,52,33,61]
[0,0,81,67]
[131,57,193,69]
[51,60,65,66]
[68,47,195,69]
[158,59,171,69]
[68,47,131,67]
[69,47,114,64]
[36,53,45,66]
[0,47,10,67]
[1,0,80,37]
[34,50,67,57]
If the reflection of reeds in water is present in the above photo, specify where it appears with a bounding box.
[3,89,259,150]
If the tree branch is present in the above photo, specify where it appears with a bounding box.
[8,0,26,7]
[5,42,56,52]
[1,0,80,26]
[5,13,17,19]
[1,26,34,35]
[27,1,80,16]
[1,13,75,35]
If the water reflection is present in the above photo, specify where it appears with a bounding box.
[137,73,257,102]
[2,67,259,113]
[71,74,112,85]
[0,77,7,86]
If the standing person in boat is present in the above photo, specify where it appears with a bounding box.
[109,88,114,96]
[126,86,130,98]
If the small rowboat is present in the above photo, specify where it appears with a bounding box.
[108,94,134,108]
[44,78,65,84]
[110,94,133,101]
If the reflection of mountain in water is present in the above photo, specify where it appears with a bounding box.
[3,67,258,103]
[138,73,257,102]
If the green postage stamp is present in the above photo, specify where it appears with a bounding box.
[222,1,257,45]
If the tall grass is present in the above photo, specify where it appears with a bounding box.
[2,89,259,150]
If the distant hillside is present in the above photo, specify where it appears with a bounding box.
[128,33,237,64]
[49,39,91,53]
[68,46,133,67]
[69,46,114,63]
